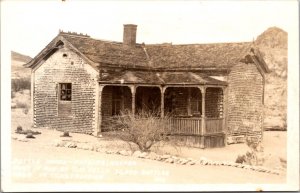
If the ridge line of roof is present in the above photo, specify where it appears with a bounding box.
[60,33,252,47]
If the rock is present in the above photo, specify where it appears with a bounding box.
[127,150,133,156]
[96,147,105,152]
[227,136,235,145]
[65,142,77,148]
[147,152,158,160]
[180,159,189,165]
[187,160,196,165]
[132,150,142,157]
[243,165,251,170]
[165,158,174,163]
[26,133,35,138]
[119,150,130,156]
[138,152,148,158]
[105,149,116,154]
[155,156,162,161]
[161,154,171,159]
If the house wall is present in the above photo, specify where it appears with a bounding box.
[33,47,99,134]
[227,62,264,140]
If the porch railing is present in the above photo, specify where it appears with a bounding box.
[167,117,201,135]
[167,117,224,135]
[205,118,224,134]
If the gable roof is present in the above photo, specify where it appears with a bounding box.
[25,31,269,73]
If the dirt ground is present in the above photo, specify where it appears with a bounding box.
[9,107,287,187]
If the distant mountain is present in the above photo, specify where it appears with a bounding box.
[11,51,32,79]
[255,27,288,130]
[11,51,32,63]
[256,27,287,49]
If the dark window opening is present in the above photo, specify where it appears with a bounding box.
[63,53,68,58]
[60,83,72,101]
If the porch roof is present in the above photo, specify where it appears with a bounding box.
[99,71,227,86]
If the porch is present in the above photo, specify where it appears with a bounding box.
[97,71,227,148]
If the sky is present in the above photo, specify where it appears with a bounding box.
[1,0,298,57]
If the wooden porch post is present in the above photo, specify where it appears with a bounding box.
[160,86,166,117]
[130,85,136,115]
[200,86,206,148]
[187,87,192,116]
[222,87,228,146]
[95,84,104,136]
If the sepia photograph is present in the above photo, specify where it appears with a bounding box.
[1,0,299,191]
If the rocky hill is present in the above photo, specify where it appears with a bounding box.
[255,27,288,130]
[11,51,32,79]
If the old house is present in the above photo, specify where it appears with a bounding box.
[25,24,269,148]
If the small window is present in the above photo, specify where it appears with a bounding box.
[60,83,72,101]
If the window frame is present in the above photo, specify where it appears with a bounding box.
[59,83,72,101]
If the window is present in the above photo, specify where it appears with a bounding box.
[60,83,72,101]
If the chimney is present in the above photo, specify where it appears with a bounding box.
[123,24,137,46]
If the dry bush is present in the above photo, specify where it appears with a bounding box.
[236,137,264,166]
[115,110,171,152]
[16,101,29,109]
[11,78,31,92]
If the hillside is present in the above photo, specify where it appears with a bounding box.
[255,27,288,130]
[11,51,32,79]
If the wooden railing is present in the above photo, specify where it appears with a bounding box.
[205,118,224,134]
[167,117,224,135]
[167,117,201,135]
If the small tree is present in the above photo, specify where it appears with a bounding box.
[116,110,170,152]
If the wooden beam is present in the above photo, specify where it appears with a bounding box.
[187,87,192,116]
[199,86,206,148]
[160,87,166,117]
[222,87,227,146]
[95,85,104,136]
[130,85,136,115]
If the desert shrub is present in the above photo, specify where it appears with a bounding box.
[11,78,31,92]
[115,110,171,152]
[235,137,264,166]
[60,131,71,137]
[16,125,23,133]
[16,101,29,109]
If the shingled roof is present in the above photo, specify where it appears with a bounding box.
[26,31,269,73]
[99,71,227,86]
[61,34,150,67]
[62,33,253,69]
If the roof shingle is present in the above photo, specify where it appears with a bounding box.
[62,33,252,69]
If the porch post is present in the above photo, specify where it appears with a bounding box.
[200,86,206,148]
[130,85,136,115]
[222,87,227,146]
[187,87,192,116]
[95,84,104,136]
[160,86,166,117]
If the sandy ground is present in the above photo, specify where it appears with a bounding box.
[9,108,287,186]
